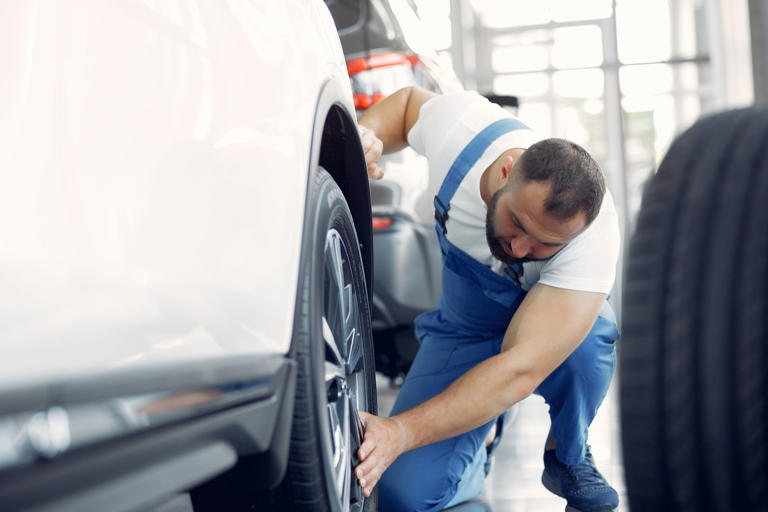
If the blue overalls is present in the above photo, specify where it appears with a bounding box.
[378,119,619,511]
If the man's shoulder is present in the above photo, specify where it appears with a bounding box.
[528,191,621,293]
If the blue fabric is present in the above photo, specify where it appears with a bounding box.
[434,118,529,224]
[377,119,619,512]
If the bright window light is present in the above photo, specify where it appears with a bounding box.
[551,0,612,22]
[615,0,672,63]
[620,64,674,96]
[492,45,550,73]
[518,102,553,136]
[493,73,550,97]
[473,0,551,28]
[552,25,603,69]
[553,68,604,98]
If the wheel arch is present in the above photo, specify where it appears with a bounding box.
[289,78,372,362]
[309,79,373,304]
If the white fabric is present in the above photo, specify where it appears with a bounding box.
[406,91,620,294]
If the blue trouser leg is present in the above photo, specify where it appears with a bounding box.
[535,303,619,465]
[378,333,501,512]
[378,306,618,511]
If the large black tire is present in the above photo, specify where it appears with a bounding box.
[621,107,768,511]
[284,167,378,511]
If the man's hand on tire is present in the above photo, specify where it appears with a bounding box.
[355,411,408,497]
[357,125,384,180]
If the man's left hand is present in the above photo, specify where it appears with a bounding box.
[355,411,409,497]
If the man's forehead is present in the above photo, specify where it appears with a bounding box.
[502,186,586,243]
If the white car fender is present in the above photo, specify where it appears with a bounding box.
[0,0,356,385]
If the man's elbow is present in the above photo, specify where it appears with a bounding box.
[513,371,541,403]
[498,354,542,406]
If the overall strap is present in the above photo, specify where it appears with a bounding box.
[434,117,529,234]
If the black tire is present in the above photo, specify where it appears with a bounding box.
[621,107,768,512]
[284,167,378,512]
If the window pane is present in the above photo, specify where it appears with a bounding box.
[475,0,551,28]
[553,68,604,98]
[552,25,603,69]
[493,73,550,97]
[553,101,607,161]
[616,0,671,63]
[492,45,549,73]
[619,64,673,96]
[492,29,552,49]
[551,0,612,22]
[490,30,552,75]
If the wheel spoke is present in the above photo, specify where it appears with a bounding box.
[327,401,343,468]
[323,317,344,369]
[342,281,352,327]
[346,329,363,375]
[326,232,348,328]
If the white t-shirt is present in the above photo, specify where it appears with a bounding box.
[407,91,620,294]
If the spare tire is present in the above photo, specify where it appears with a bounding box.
[621,107,768,512]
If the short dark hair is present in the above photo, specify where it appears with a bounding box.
[515,138,605,225]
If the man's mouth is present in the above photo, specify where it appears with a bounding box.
[501,240,516,258]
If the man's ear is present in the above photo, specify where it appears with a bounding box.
[498,155,516,185]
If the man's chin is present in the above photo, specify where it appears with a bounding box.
[502,254,533,266]
[487,241,545,265]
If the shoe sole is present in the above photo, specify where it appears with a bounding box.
[541,471,617,512]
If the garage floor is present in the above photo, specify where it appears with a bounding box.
[376,375,629,511]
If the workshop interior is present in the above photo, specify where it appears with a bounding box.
[0,1,766,511]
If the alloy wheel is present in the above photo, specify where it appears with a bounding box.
[322,228,368,512]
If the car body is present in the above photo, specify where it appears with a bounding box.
[0,2,375,511]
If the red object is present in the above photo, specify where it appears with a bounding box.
[372,217,393,230]
[347,52,423,110]
[353,93,373,109]
[353,92,386,109]
[346,52,410,76]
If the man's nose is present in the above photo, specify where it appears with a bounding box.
[509,237,532,258]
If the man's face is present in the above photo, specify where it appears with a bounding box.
[485,179,587,265]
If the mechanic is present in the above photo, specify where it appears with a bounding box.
[354,86,620,512]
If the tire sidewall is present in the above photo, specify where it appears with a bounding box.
[293,168,377,511]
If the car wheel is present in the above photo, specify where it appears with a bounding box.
[285,167,378,511]
[621,107,768,511]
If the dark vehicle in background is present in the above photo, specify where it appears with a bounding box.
[327,0,462,383]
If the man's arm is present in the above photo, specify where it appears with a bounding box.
[353,284,606,497]
[357,86,437,179]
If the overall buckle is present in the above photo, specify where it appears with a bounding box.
[434,196,450,234]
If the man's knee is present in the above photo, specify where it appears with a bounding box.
[378,446,461,512]
[378,466,453,512]
[562,322,617,381]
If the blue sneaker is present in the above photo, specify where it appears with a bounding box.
[541,447,618,512]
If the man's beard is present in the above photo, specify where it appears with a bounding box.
[485,188,537,266]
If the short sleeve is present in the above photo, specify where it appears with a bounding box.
[536,207,621,294]
[407,91,487,160]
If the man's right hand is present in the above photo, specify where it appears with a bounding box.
[357,124,384,179]
[355,411,409,497]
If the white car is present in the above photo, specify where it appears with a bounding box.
[0,2,376,511]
